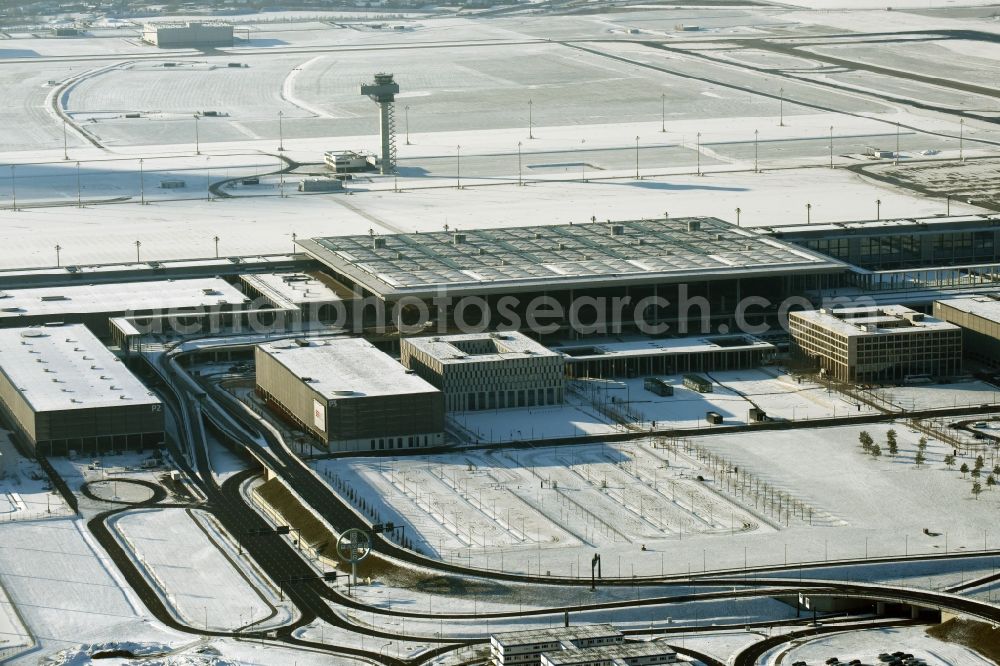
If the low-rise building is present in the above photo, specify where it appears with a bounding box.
[255,337,444,451]
[490,624,624,666]
[788,305,962,383]
[0,325,164,456]
[142,22,234,48]
[556,335,773,379]
[934,296,1000,365]
[400,332,565,412]
[540,642,679,666]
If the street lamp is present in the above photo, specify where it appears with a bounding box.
[55,244,62,267]
[291,231,297,254]
[754,129,759,173]
[876,199,881,221]
[806,202,812,224]
[456,144,461,189]
[75,161,81,207]
[696,132,702,176]
[63,119,69,161]
[661,93,666,133]
[528,99,534,139]
[894,122,900,166]
[405,105,411,145]
[139,158,145,205]
[635,135,640,179]
[779,87,784,127]
[278,110,284,151]
[829,125,834,169]
[517,141,523,186]
[213,235,220,258]
[959,118,965,162]
[735,207,741,227]
[194,114,200,155]
[10,164,15,211]
[580,139,586,182]
[134,240,142,263]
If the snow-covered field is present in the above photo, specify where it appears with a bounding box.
[111,508,293,632]
[320,421,1000,577]
[0,431,72,522]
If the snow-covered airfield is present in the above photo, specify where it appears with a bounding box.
[1,2,1000,665]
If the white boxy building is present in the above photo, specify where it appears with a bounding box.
[400,332,565,412]
[489,624,624,666]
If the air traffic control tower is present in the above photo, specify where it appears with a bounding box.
[360,73,400,175]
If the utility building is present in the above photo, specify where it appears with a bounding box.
[400,332,564,412]
[788,305,962,383]
[255,337,444,452]
[0,325,163,456]
[142,22,234,48]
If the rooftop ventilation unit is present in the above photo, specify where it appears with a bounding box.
[40,295,68,302]
[453,233,467,244]
[687,220,701,232]
[611,225,624,236]
[373,237,386,249]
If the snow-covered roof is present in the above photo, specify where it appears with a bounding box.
[491,624,622,647]
[258,337,439,399]
[299,218,845,299]
[240,273,342,307]
[790,304,959,338]
[542,641,677,665]
[935,296,1000,322]
[0,324,161,413]
[554,334,774,359]
[0,277,248,321]
[403,331,560,364]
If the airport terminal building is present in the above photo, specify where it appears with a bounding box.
[0,325,164,456]
[255,337,444,451]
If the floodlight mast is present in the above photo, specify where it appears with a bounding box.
[360,73,400,175]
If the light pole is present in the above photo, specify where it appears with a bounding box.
[528,99,534,139]
[580,139,586,182]
[278,110,284,151]
[959,118,965,161]
[754,129,759,173]
[894,122,900,166]
[194,114,200,155]
[876,198,881,220]
[696,132,702,176]
[829,125,834,168]
[76,161,81,207]
[213,235,220,258]
[55,244,62,267]
[134,240,142,263]
[139,158,145,205]
[517,141,523,186]
[456,144,461,189]
[806,202,812,224]
[405,105,411,145]
[779,87,784,126]
[635,135,640,179]
[661,93,666,132]
[291,231,297,254]
[735,207,741,227]
[206,158,211,202]
[63,119,69,160]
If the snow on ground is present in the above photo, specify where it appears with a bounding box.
[869,380,1000,412]
[0,431,73,522]
[775,624,993,665]
[0,576,31,660]
[454,369,875,443]
[0,517,185,663]
[112,508,293,632]
[319,420,1000,577]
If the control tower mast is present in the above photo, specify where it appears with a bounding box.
[360,73,400,175]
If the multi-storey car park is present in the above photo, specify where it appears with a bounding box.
[788,305,963,384]
[0,324,163,456]
[255,336,444,452]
